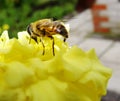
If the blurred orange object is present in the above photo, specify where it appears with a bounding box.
[92,4,110,33]
[92,4,107,10]
[93,17,109,22]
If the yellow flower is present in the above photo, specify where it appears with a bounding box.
[0,30,112,101]
[2,24,10,30]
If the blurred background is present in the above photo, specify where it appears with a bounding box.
[0,0,78,37]
[0,0,120,101]
[1,0,120,39]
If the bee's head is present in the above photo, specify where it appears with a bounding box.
[57,24,68,38]
[27,24,32,35]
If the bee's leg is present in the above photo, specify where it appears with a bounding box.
[40,37,45,55]
[63,38,66,42]
[33,37,38,43]
[49,36,55,56]
[29,37,31,44]
[52,37,55,56]
[29,36,38,43]
[53,38,55,56]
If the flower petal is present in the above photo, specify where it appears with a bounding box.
[0,31,112,101]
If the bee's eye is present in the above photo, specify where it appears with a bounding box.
[59,26,68,38]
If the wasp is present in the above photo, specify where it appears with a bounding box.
[27,19,69,56]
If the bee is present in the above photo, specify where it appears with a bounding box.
[27,18,69,56]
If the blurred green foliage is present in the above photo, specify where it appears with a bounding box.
[0,0,77,37]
